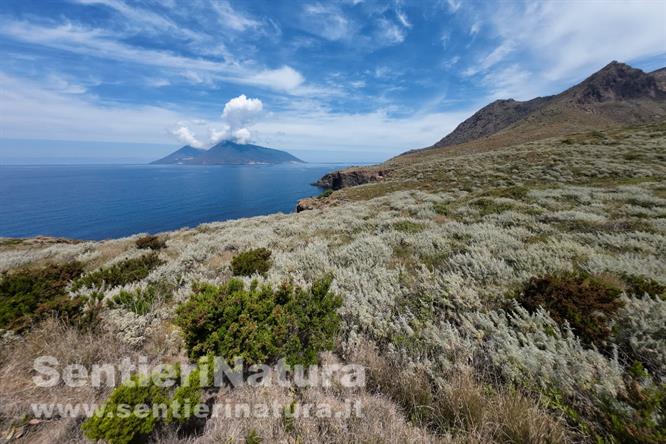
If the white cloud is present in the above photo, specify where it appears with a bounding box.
[242,66,305,92]
[222,94,263,128]
[0,20,313,95]
[396,9,411,28]
[232,128,252,144]
[0,73,193,144]
[209,126,230,144]
[469,21,480,35]
[203,95,265,144]
[446,0,462,13]
[376,19,406,45]
[302,4,353,41]
[72,0,203,41]
[170,126,203,148]
[489,0,666,83]
[212,0,260,31]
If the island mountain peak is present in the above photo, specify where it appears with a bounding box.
[152,140,303,165]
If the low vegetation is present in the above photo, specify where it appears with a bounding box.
[107,282,172,316]
[135,235,166,251]
[175,277,341,365]
[230,247,272,277]
[0,124,664,443]
[72,253,162,291]
[0,262,83,331]
[515,271,624,350]
[81,360,210,444]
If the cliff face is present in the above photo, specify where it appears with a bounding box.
[314,168,388,190]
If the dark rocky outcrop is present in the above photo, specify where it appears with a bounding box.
[565,61,665,104]
[314,169,388,190]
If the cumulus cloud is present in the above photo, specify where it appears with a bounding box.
[170,126,203,147]
[206,94,264,144]
[221,94,263,127]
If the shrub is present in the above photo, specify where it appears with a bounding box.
[135,235,166,250]
[175,277,342,365]
[72,253,162,290]
[515,272,624,350]
[81,374,171,444]
[81,360,211,444]
[230,248,272,277]
[0,262,84,330]
[393,220,425,233]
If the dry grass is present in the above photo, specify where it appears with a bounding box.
[348,339,571,443]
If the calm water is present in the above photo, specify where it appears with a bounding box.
[0,163,343,240]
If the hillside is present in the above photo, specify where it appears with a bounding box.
[2,122,665,443]
[402,61,666,158]
[153,140,303,165]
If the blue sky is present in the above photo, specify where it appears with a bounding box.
[0,0,664,163]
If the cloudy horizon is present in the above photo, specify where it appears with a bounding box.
[1,0,665,163]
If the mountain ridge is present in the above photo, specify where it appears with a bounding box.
[419,61,666,154]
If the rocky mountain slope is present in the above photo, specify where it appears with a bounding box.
[153,140,303,165]
[427,61,666,152]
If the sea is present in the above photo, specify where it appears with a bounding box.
[0,163,345,240]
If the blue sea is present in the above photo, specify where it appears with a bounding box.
[0,163,344,240]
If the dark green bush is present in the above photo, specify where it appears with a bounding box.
[72,253,162,291]
[0,262,84,330]
[81,360,210,444]
[81,374,170,444]
[135,235,166,250]
[175,277,342,365]
[230,248,272,277]
[515,272,624,350]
